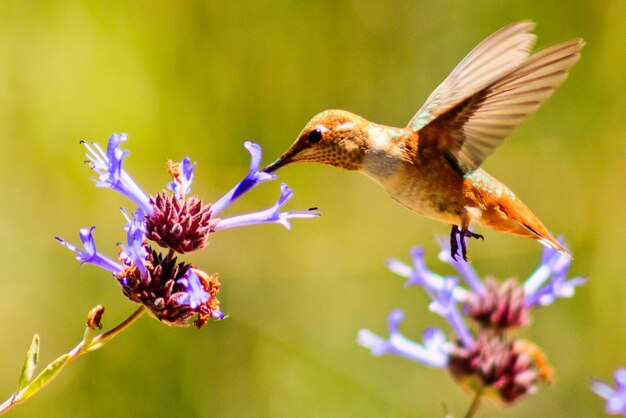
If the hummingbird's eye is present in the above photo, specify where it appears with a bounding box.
[308,128,323,143]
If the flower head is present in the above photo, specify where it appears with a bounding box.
[359,236,584,406]
[60,134,319,328]
[448,333,542,404]
[145,192,216,254]
[387,236,585,330]
[80,135,318,255]
[117,248,220,328]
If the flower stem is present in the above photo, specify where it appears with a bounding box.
[81,306,146,352]
[0,306,146,415]
[463,386,484,418]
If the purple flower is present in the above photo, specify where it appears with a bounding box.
[359,236,586,406]
[177,269,210,309]
[60,133,319,328]
[210,141,277,216]
[357,310,448,368]
[388,236,584,317]
[591,368,626,416]
[56,227,122,274]
[83,135,317,254]
[523,241,587,307]
[215,183,320,231]
[386,248,470,301]
[428,277,474,348]
[167,157,196,198]
[83,134,153,214]
[120,208,148,277]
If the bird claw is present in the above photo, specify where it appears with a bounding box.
[450,226,484,261]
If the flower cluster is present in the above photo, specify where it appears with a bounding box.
[358,237,585,404]
[58,134,319,328]
[591,368,626,416]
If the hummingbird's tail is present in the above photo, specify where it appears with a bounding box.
[519,223,572,259]
[472,181,573,258]
[493,197,573,259]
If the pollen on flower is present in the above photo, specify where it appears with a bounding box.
[193,269,222,329]
[167,159,181,179]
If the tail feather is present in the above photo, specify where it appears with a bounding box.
[518,222,572,259]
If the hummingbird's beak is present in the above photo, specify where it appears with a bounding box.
[262,138,309,173]
[262,145,302,173]
[262,155,289,173]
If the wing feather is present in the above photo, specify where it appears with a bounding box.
[408,21,537,131]
[419,37,584,172]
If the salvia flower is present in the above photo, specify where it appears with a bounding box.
[358,310,448,368]
[386,236,586,329]
[58,211,219,327]
[58,134,318,328]
[358,236,585,406]
[591,368,626,416]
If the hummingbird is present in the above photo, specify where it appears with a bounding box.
[263,21,583,261]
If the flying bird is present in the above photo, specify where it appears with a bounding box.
[263,21,583,260]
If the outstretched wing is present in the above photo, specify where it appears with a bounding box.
[408,21,537,132]
[415,38,584,172]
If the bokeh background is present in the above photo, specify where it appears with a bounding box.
[0,1,624,417]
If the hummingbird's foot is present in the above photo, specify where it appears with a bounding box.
[450,226,484,262]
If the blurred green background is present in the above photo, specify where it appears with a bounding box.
[0,1,624,417]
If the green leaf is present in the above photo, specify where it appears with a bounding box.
[19,354,70,402]
[17,334,40,390]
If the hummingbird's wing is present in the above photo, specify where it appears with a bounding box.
[414,39,583,173]
[408,21,537,133]
[410,28,584,173]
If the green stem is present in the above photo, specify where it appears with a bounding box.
[78,306,146,353]
[0,306,147,415]
[463,386,484,418]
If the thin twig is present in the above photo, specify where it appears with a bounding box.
[463,386,484,418]
[0,306,147,415]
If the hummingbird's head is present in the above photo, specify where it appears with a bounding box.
[263,109,369,173]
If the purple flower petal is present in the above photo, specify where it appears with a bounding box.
[386,250,469,302]
[212,310,225,320]
[524,237,571,294]
[167,157,196,198]
[56,226,122,274]
[523,238,583,306]
[428,277,474,348]
[119,208,148,277]
[83,134,152,214]
[210,142,277,216]
[357,310,448,368]
[591,368,626,415]
[525,274,587,307]
[177,269,210,309]
[214,183,320,230]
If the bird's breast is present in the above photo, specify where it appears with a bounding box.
[360,149,465,223]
